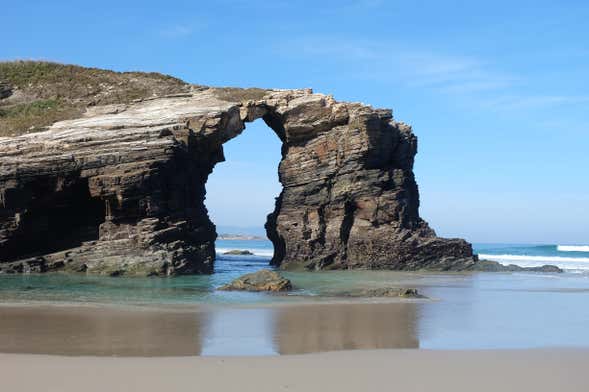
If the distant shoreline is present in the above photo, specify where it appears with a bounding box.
[217,233,267,241]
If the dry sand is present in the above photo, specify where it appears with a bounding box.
[1,349,587,392]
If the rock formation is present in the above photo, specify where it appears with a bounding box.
[218,269,292,292]
[353,288,427,298]
[471,260,562,273]
[222,250,255,256]
[0,82,11,100]
[0,63,477,275]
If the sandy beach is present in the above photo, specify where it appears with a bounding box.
[1,275,589,392]
[1,349,587,392]
[1,269,588,391]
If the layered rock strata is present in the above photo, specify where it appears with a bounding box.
[0,85,476,275]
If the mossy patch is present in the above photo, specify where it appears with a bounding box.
[212,87,269,102]
[0,99,82,136]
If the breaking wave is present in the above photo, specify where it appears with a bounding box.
[557,245,589,252]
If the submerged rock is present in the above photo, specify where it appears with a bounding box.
[398,288,425,298]
[223,250,254,256]
[219,269,292,292]
[525,264,563,273]
[471,260,563,273]
[345,287,427,299]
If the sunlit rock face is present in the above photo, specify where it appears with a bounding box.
[264,92,475,271]
[0,85,476,275]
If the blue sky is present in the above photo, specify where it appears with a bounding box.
[3,0,588,243]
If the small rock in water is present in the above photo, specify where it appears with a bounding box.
[398,288,423,298]
[223,249,254,256]
[218,269,292,292]
[527,265,563,273]
[358,287,426,298]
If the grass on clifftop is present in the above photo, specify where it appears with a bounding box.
[0,99,81,136]
[212,87,269,103]
[0,61,190,137]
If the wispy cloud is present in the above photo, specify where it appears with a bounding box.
[394,52,516,93]
[481,95,589,110]
[277,36,585,111]
[280,37,513,94]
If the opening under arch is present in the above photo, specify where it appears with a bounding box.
[205,118,283,250]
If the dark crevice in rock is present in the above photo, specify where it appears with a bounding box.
[0,81,12,100]
[339,198,357,259]
[262,110,289,267]
[311,204,328,255]
[0,177,104,262]
[266,192,285,267]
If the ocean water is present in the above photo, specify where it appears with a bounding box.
[217,240,589,272]
[1,239,589,353]
[216,239,274,258]
[216,240,589,273]
[476,243,589,271]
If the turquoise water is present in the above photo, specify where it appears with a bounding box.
[0,240,272,305]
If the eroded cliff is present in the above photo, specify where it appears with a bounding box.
[0,63,476,275]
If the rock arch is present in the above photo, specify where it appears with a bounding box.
[0,87,476,275]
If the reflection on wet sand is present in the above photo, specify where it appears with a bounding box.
[0,302,419,356]
[0,306,205,356]
[201,307,277,356]
[274,303,419,354]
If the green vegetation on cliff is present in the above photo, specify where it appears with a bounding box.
[211,87,269,103]
[0,61,190,137]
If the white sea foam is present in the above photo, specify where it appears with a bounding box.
[557,245,589,252]
[480,254,589,263]
[479,253,589,271]
[216,247,274,257]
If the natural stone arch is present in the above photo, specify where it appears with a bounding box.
[0,87,476,275]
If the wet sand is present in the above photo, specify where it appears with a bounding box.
[0,304,205,356]
[0,302,419,356]
[1,349,587,392]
